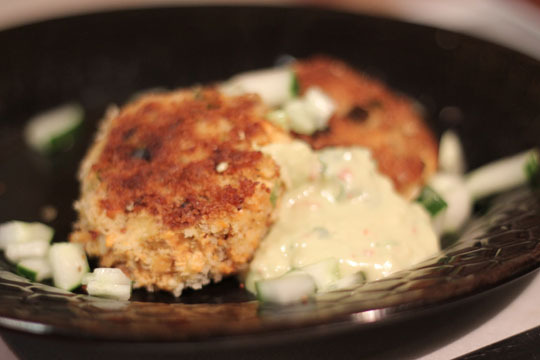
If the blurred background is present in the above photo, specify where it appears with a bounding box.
[0,0,539,59]
[0,0,539,359]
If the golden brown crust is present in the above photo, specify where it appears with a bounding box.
[91,88,285,228]
[293,56,438,197]
[71,87,289,295]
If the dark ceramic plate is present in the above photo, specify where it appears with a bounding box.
[0,5,540,356]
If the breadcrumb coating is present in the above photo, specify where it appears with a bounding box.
[294,56,438,197]
[71,87,289,296]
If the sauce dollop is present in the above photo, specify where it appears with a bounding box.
[246,141,438,292]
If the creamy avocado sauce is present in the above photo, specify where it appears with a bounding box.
[246,140,438,293]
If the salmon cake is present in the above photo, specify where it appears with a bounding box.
[293,56,438,197]
[70,87,289,296]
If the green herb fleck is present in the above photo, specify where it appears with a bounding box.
[312,227,330,238]
[290,71,300,97]
[270,183,280,208]
[319,159,328,175]
[416,186,448,216]
[356,271,367,283]
[524,150,539,189]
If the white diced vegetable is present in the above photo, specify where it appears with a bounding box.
[293,258,340,291]
[302,87,336,129]
[86,282,131,301]
[5,239,50,263]
[16,258,52,282]
[429,173,472,234]
[284,98,317,135]
[0,221,54,250]
[284,87,336,135]
[439,130,466,174]
[83,268,132,301]
[255,273,316,304]
[82,268,131,286]
[466,149,539,200]
[326,271,366,291]
[49,243,89,291]
[24,103,84,152]
[265,109,290,130]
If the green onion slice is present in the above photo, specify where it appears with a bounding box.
[416,186,448,216]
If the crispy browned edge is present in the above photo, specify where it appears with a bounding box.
[294,56,438,197]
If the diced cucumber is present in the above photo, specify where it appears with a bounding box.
[415,186,448,217]
[438,130,466,174]
[253,258,340,303]
[284,98,317,135]
[326,271,367,291]
[83,268,131,285]
[85,282,131,301]
[83,268,132,301]
[284,87,336,135]
[255,273,316,304]
[429,173,472,234]
[302,87,335,129]
[0,221,54,250]
[16,258,52,282]
[5,239,50,263]
[24,103,83,153]
[293,258,340,291]
[220,67,295,107]
[49,243,89,291]
[466,148,539,200]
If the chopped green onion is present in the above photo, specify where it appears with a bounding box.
[525,150,539,188]
[416,186,448,216]
[429,173,472,234]
[270,183,280,208]
[290,72,300,97]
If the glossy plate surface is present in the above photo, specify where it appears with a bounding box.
[0,6,539,343]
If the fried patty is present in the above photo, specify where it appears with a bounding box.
[70,88,289,296]
[293,57,438,197]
